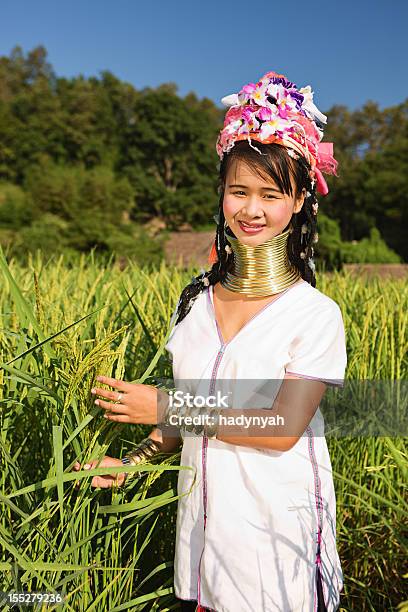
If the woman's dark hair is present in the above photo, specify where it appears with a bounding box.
[173,140,318,325]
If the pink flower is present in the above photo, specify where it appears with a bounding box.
[277,90,298,119]
[278,106,289,119]
[242,106,256,122]
[258,107,273,121]
[242,83,257,94]
[292,114,321,144]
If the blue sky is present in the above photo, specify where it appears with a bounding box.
[1,0,407,112]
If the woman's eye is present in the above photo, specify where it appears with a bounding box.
[232,191,276,199]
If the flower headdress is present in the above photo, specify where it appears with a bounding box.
[216,70,337,196]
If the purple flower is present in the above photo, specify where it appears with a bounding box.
[271,76,297,89]
[288,90,304,108]
[242,83,257,94]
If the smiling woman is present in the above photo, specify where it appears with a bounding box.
[72,68,346,612]
[223,144,307,245]
[163,69,345,612]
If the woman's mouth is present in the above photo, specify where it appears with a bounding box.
[238,220,266,234]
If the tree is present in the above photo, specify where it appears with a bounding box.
[0,44,406,263]
[117,88,219,227]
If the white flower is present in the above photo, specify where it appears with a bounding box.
[225,245,232,254]
[266,83,285,101]
[203,277,210,287]
[300,251,306,259]
[299,85,327,125]
[313,232,319,243]
[301,223,309,234]
[221,93,240,107]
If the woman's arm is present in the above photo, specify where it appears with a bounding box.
[72,428,182,489]
[214,375,327,452]
[148,426,182,453]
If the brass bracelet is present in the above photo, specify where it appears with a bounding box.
[185,406,220,439]
[161,394,181,427]
[162,395,220,440]
[204,408,220,439]
[121,437,162,482]
[184,404,203,433]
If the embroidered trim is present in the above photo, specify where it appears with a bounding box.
[306,425,328,611]
[197,335,225,610]
[286,370,344,388]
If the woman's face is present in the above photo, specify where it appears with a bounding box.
[223,159,305,246]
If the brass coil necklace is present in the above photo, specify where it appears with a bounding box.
[220,226,302,297]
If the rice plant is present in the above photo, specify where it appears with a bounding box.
[0,246,406,611]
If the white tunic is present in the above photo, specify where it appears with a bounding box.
[165,280,347,612]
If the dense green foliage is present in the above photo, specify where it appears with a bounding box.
[0,246,407,610]
[0,45,406,268]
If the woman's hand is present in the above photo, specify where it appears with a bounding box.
[91,375,169,425]
[72,456,126,488]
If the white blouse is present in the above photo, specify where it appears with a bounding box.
[165,279,347,612]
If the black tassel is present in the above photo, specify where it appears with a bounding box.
[316,565,327,612]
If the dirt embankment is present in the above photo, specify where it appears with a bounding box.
[164,231,214,268]
[342,264,407,279]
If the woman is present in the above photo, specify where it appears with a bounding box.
[73,70,347,612]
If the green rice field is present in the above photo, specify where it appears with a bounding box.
[0,246,407,611]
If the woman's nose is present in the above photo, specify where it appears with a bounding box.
[241,196,264,218]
